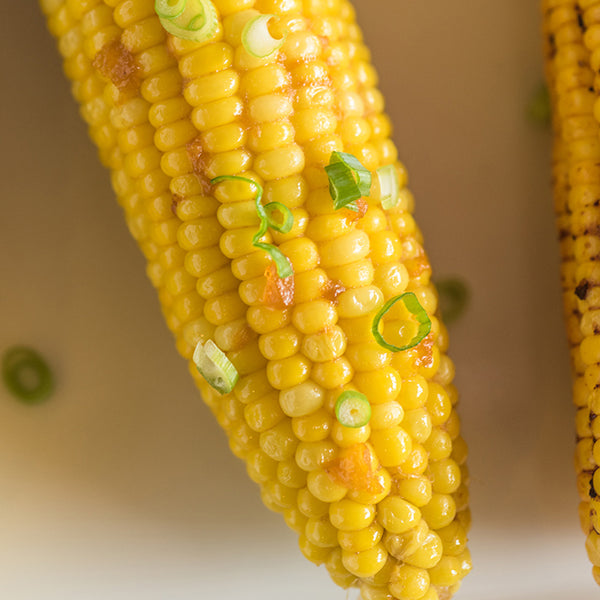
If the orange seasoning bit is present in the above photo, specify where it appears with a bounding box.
[261,263,295,309]
[93,40,139,93]
[186,137,212,193]
[411,332,435,369]
[322,278,346,304]
[342,197,368,223]
[325,443,384,494]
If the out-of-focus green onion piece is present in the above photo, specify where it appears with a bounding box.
[335,390,371,428]
[436,277,470,324]
[2,346,54,404]
[193,339,238,394]
[527,83,551,127]
[242,14,285,58]
[155,0,187,19]
[264,201,293,233]
[377,164,400,210]
[156,0,218,42]
[371,292,431,352]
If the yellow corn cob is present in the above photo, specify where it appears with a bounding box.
[543,0,600,585]
[39,0,470,597]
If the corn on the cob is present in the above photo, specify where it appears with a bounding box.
[39,0,470,597]
[543,0,600,585]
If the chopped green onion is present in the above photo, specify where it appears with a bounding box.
[241,14,285,58]
[211,175,293,278]
[325,151,372,211]
[371,292,431,352]
[156,0,218,43]
[527,82,551,127]
[155,0,187,19]
[193,339,238,394]
[435,277,469,325]
[335,390,371,428]
[377,164,400,210]
[264,202,293,233]
[2,346,54,404]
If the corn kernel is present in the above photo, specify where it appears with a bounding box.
[389,564,430,600]
[305,517,339,548]
[370,427,412,467]
[341,543,388,578]
[306,468,348,503]
[329,498,375,531]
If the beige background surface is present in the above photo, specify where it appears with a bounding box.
[0,1,595,598]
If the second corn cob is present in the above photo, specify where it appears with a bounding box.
[39,0,471,598]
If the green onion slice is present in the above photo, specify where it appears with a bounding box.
[242,14,285,58]
[325,151,372,211]
[527,82,551,127]
[2,346,54,404]
[371,292,431,352]
[156,0,218,43]
[155,0,187,19]
[377,164,400,210]
[211,175,293,278]
[436,277,469,325]
[193,339,238,394]
[264,202,293,233]
[335,390,371,428]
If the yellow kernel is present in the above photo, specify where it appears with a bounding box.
[312,357,354,389]
[346,342,391,371]
[428,458,461,495]
[389,564,430,600]
[179,42,234,79]
[305,517,339,548]
[370,401,404,430]
[398,443,429,476]
[337,286,383,319]
[348,468,392,505]
[277,458,308,489]
[325,547,357,588]
[437,521,468,557]
[428,555,462,587]
[255,144,305,180]
[259,420,298,461]
[329,499,375,531]
[331,421,371,448]
[185,246,228,278]
[220,227,260,259]
[258,326,300,360]
[284,507,309,534]
[377,496,421,534]
[354,367,401,404]
[244,392,285,432]
[247,305,290,334]
[246,448,278,483]
[266,354,311,389]
[263,479,297,509]
[398,376,428,410]
[184,70,239,106]
[423,428,452,461]
[421,494,457,530]
[298,535,331,565]
[320,230,370,268]
[292,299,337,334]
[369,426,412,468]
[328,258,374,288]
[293,108,338,143]
[203,290,246,325]
[374,263,409,297]
[338,522,383,552]
[279,237,319,273]
[395,476,433,508]
[341,543,388,578]
[302,326,347,362]
[177,217,223,251]
[201,122,247,153]
[297,487,330,518]
[296,439,338,471]
[192,96,244,130]
[248,121,295,153]
[279,380,325,417]
[402,408,433,444]
[306,468,348,503]
[403,531,443,569]
[384,520,429,561]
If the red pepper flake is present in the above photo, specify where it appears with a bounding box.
[261,263,295,309]
[322,279,346,304]
[325,443,384,494]
[93,40,139,93]
[171,194,183,216]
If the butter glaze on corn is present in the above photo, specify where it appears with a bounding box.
[39,0,470,597]
[543,0,600,585]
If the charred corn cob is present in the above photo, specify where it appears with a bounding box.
[39,0,470,597]
[543,0,600,585]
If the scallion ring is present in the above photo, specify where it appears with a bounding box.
[211,175,294,278]
[193,339,238,394]
[155,0,187,19]
[264,201,293,233]
[156,0,218,42]
[435,277,469,324]
[242,14,285,58]
[2,346,54,404]
[335,390,371,428]
[325,151,372,211]
[376,164,400,210]
[371,292,431,352]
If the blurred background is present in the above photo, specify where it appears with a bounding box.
[0,1,595,598]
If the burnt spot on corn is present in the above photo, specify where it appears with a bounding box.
[576,279,591,300]
[93,40,140,94]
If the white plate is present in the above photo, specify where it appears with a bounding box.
[1,1,596,598]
